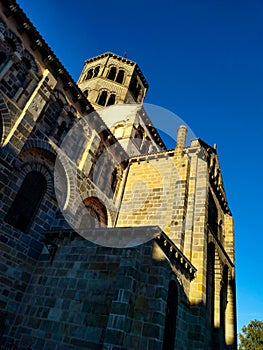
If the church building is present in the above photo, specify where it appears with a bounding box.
[0,1,237,349]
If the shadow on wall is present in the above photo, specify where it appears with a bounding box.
[0,233,237,350]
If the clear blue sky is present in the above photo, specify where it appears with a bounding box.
[16,0,263,334]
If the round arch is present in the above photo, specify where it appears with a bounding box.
[78,196,108,229]
[21,49,39,74]
[4,29,22,53]
[21,139,57,157]
[18,160,54,197]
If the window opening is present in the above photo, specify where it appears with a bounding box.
[5,171,47,232]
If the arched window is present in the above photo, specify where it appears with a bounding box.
[93,66,100,77]
[5,171,47,232]
[97,91,108,106]
[39,100,62,136]
[111,167,118,196]
[116,69,124,84]
[86,68,93,80]
[130,77,137,94]
[79,197,108,228]
[218,219,223,240]
[106,93,116,106]
[134,125,144,149]
[162,280,178,350]
[107,66,116,81]
[83,89,88,97]
[208,190,218,236]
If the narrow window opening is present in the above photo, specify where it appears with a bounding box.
[97,91,108,106]
[116,69,124,84]
[162,280,178,350]
[93,66,100,77]
[5,171,47,232]
[130,77,137,96]
[134,84,141,100]
[208,191,218,236]
[107,93,116,106]
[111,167,118,196]
[134,125,144,148]
[218,219,223,240]
[86,68,93,80]
[107,67,116,81]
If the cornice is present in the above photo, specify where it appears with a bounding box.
[1,0,93,114]
[85,52,149,89]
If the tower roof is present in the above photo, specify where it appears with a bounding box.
[85,52,149,89]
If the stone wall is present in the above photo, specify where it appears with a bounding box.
[4,233,190,350]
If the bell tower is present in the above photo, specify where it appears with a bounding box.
[77,52,148,108]
[77,53,165,156]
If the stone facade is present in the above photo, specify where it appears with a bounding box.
[0,1,237,349]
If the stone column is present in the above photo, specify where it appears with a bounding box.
[225,269,237,348]
[213,257,222,347]
[224,214,235,262]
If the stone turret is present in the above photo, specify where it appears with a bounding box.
[176,125,187,149]
[77,52,148,108]
[77,52,166,156]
